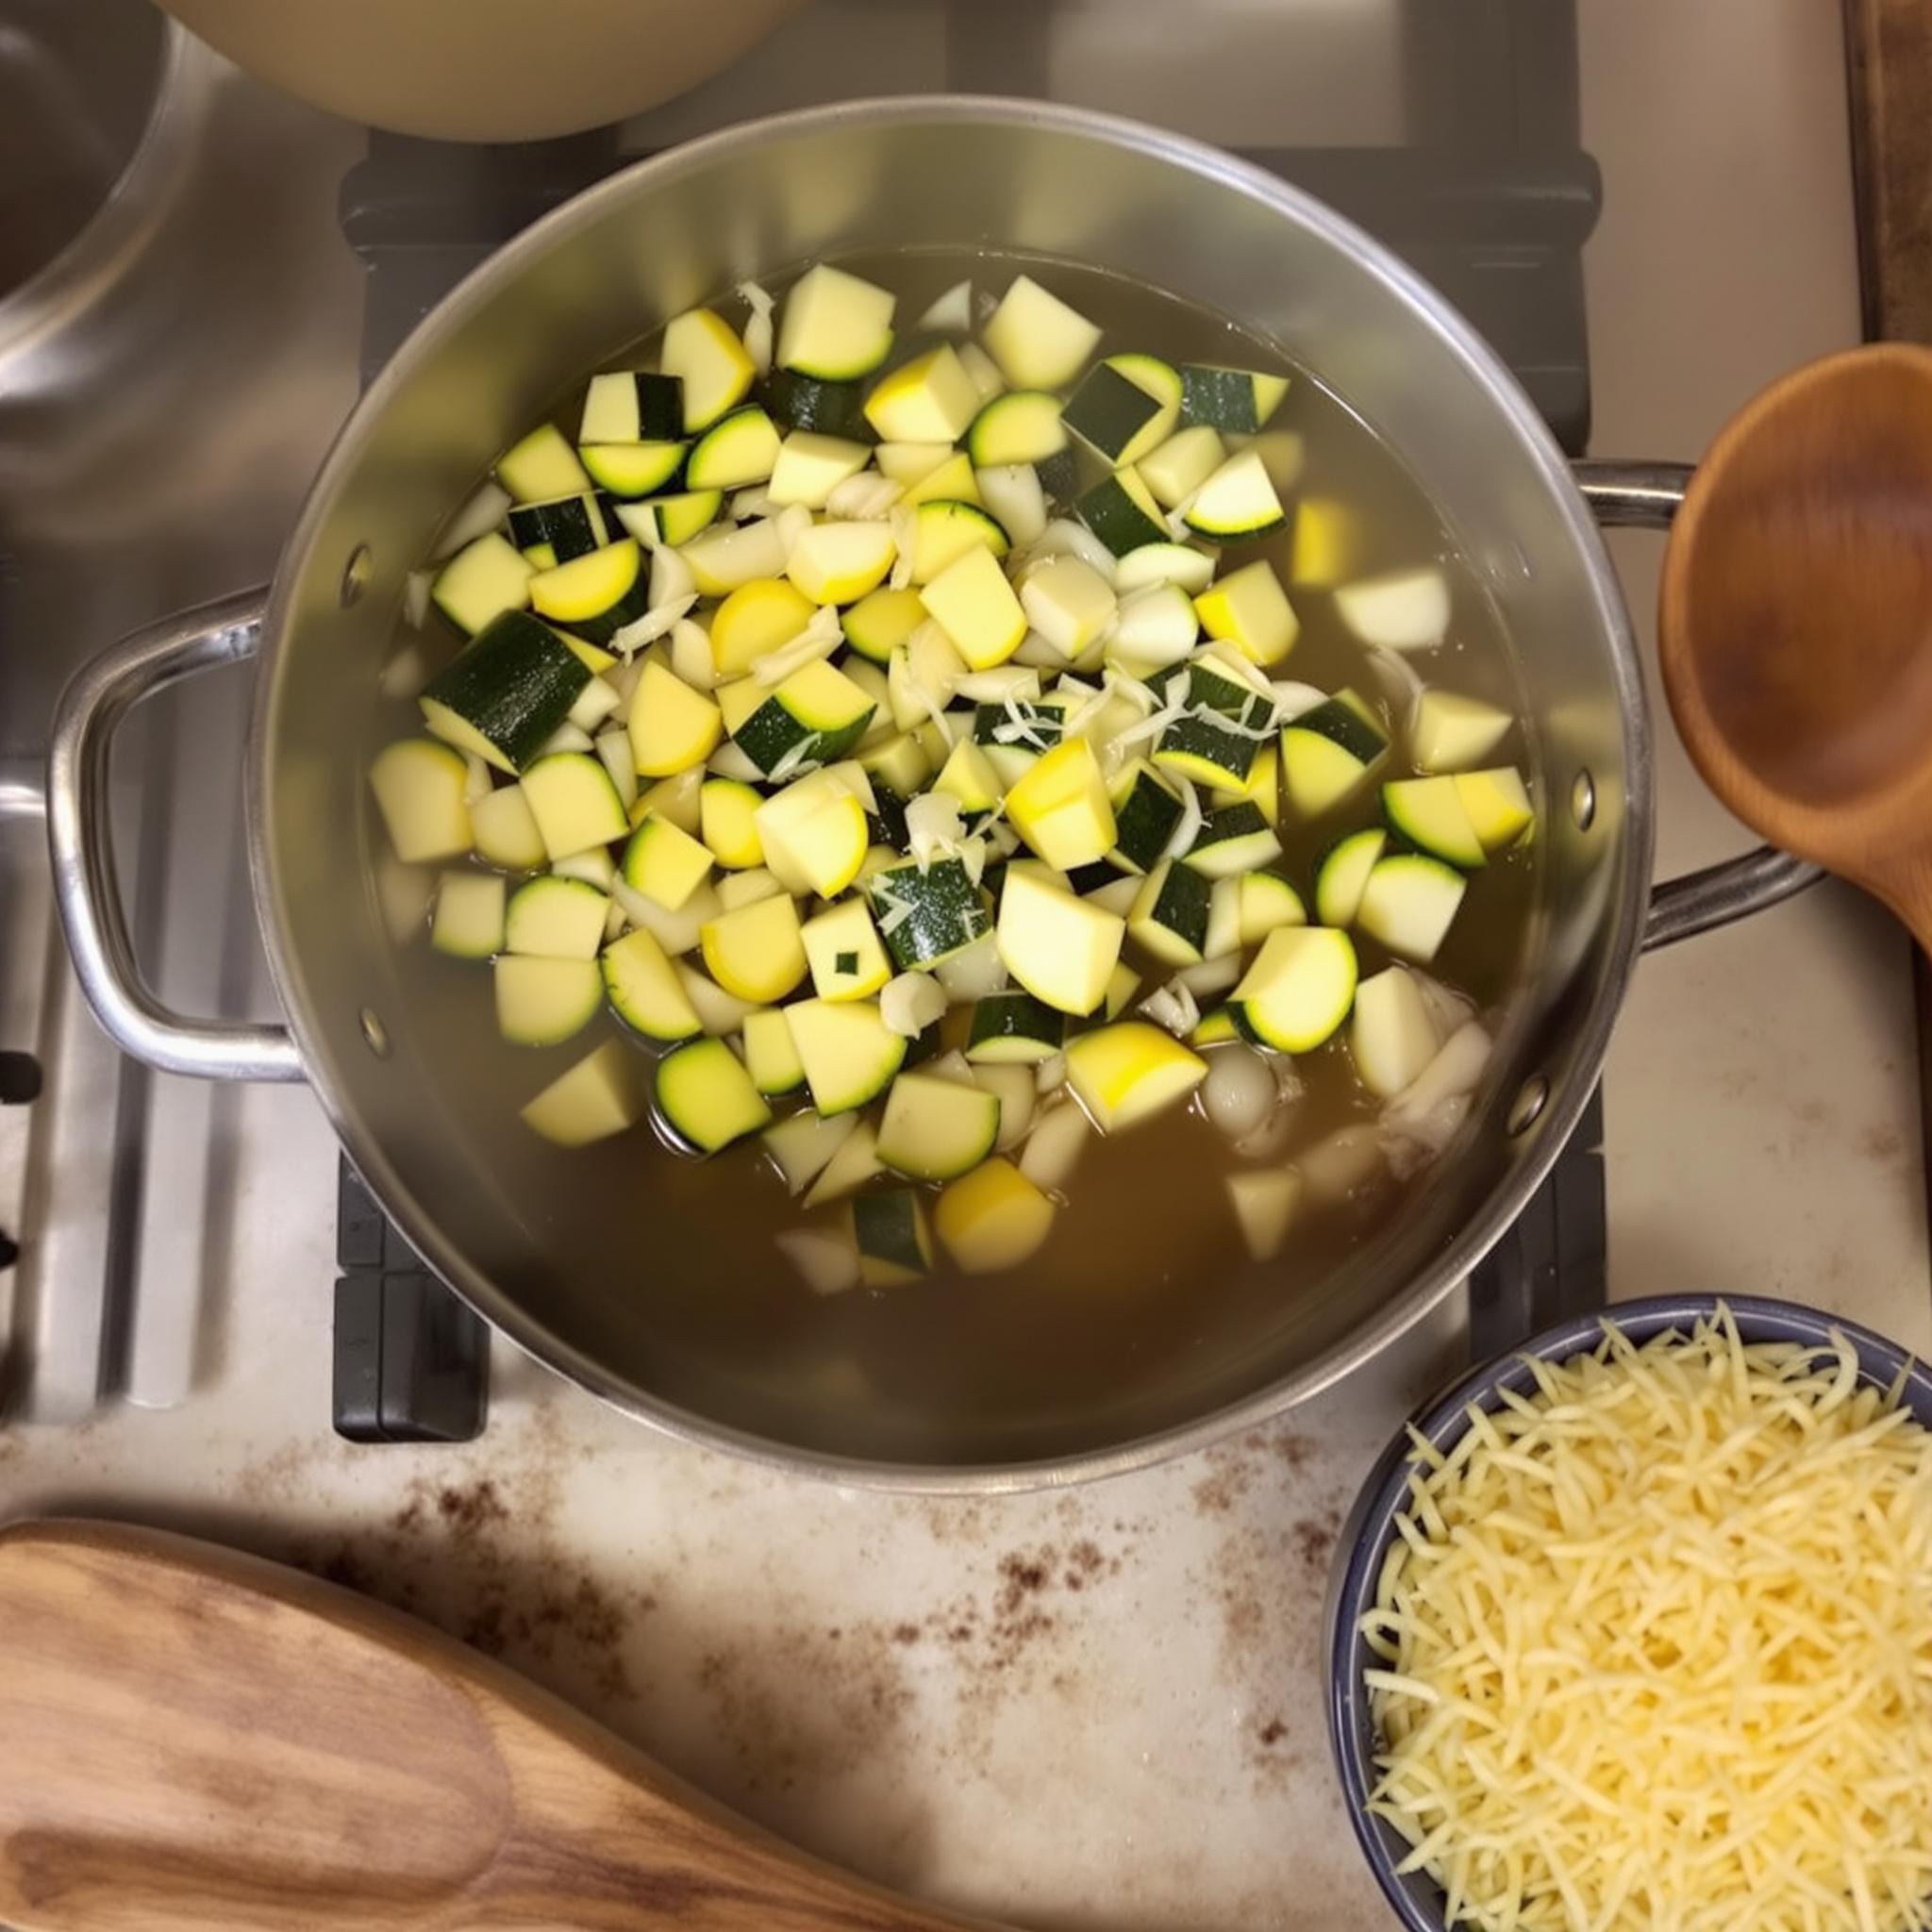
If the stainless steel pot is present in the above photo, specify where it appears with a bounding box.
[46,98,1816,1489]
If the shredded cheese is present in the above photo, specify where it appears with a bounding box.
[1364,1307,1932,1932]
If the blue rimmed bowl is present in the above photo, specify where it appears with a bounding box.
[1324,1291,1932,1932]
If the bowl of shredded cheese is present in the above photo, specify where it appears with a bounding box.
[1326,1294,1932,1932]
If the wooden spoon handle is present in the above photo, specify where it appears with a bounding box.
[0,1519,1001,1932]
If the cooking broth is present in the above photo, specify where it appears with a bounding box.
[374,248,1537,1449]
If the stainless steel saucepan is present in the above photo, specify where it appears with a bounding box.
[45,99,1814,1488]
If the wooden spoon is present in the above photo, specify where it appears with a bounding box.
[1659,341,1932,948]
[0,1518,997,1932]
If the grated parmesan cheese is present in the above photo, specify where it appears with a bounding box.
[1364,1307,1932,1932]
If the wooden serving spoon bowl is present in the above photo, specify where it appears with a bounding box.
[1659,341,1932,949]
[0,1518,995,1932]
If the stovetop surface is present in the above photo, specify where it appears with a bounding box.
[1,4,1925,1927]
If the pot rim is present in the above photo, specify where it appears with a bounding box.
[247,92,1653,1492]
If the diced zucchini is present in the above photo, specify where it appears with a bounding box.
[1185,802,1281,878]
[624,877,718,957]
[1383,776,1486,869]
[966,390,1067,468]
[676,962,758,1036]
[1178,364,1289,436]
[756,771,870,897]
[527,539,650,646]
[420,608,590,774]
[869,857,991,970]
[1455,767,1535,850]
[957,341,1004,402]
[777,263,896,379]
[1111,582,1199,666]
[853,1190,934,1287]
[578,441,686,498]
[616,490,722,547]
[966,990,1064,1064]
[919,543,1026,670]
[974,463,1049,547]
[1077,466,1167,556]
[909,499,1010,587]
[709,577,814,678]
[552,845,615,891]
[785,997,908,1113]
[497,424,591,503]
[1279,691,1390,818]
[1314,827,1387,929]
[1410,689,1513,773]
[1019,555,1116,659]
[788,520,898,605]
[621,812,714,909]
[521,752,627,859]
[1183,448,1285,540]
[1114,542,1218,595]
[1064,1021,1208,1133]
[431,870,505,958]
[843,587,927,664]
[935,1157,1055,1273]
[995,865,1124,1017]
[655,1035,772,1154]
[470,782,547,871]
[1063,356,1181,467]
[660,308,756,432]
[730,659,876,775]
[1194,558,1299,667]
[864,344,981,442]
[1239,870,1307,945]
[699,891,808,1003]
[431,533,535,638]
[1234,925,1358,1052]
[507,491,611,567]
[698,778,763,869]
[685,406,782,492]
[567,675,622,736]
[743,1007,808,1097]
[1351,966,1441,1098]
[1205,874,1243,958]
[775,1226,862,1296]
[1211,737,1279,826]
[1227,1167,1302,1262]
[370,739,472,863]
[495,955,603,1046]
[764,370,874,442]
[1127,858,1213,965]
[1153,707,1262,791]
[762,1108,854,1191]
[768,430,871,509]
[1139,425,1227,508]
[1003,738,1116,871]
[877,1070,1002,1180]
[1334,565,1450,652]
[805,1117,886,1205]
[522,1039,646,1145]
[1191,1005,1240,1048]
[981,275,1101,390]
[602,926,702,1042]
[506,874,608,958]
[802,897,891,1000]
[902,450,981,508]
[580,370,684,444]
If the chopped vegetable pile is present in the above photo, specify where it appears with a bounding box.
[370,262,1531,1295]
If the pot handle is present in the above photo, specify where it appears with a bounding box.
[1572,459,1824,949]
[46,590,304,1083]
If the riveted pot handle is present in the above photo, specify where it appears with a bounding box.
[1572,460,1824,950]
[46,591,304,1082]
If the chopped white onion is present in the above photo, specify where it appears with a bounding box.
[975,463,1048,546]
[462,753,493,807]
[1202,1045,1275,1141]
[888,504,918,589]
[1019,518,1117,583]
[1174,953,1242,998]
[881,972,948,1039]
[403,568,433,630]
[1300,1124,1387,1203]
[649,542,697,608]
[737,280,775,377]
[707,740,762,782]
[434,481,511,559]
[1019,1100,1090,1194]
[1411,970,1476,1043]
[377,640,436,700]
[1380,1022,1492,1167]
[1034,1051,1068,1095]
[1139,980,1200,1039]
[751,603,842,686]
[609,591,697,655]
[826,472,904,521]
[669,618,716,691]
[774,1227,859,1296]
[932,931,1009,1002]
[955,665,1041,704]
[916,279,974,334]
[1270,679,1328,722]
[925,1049,976,1086]
[906,790,966,870]
[731,486,778,523]
[774,504,813,564]
[1162,776,1205,860]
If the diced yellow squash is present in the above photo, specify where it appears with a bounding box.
[863,344,981,442]
[902,450,981,508]
[754,772,870,898]
[933,738,1005,815]
[920,544,1027,671]
[1194,559,1299,666]
[1003,739,1116,871]
[935,1157,1056,1274]
[742,1007,808,1096]
[370,740,471,863]
[1019,555,1116,659]
[520,1039,647,1146]
[635,765,704,836]
[709,577,815,678]
[660,307,755,431]
[981,275,1101,391]
[909,501,1009,586]
[623,812,713,909]
[698,777,764,868]
[874,441,956,486]
[1063,1021,1208,1133]
[787,521,897,605]
[1454,767,1535,850]
[995,866,1124,1017]
[767,431,870,508]
[784,998,906,1114]
[714,676,768,739]
[1410,690,1513,773]
[628,660,723,776]
[1227,1167,1303,1261]
[699,891,808,1003]
[1105,961,1141,1020]
[1289,496,1367,588]
[858,728,934,799]
[802,897,891,1000]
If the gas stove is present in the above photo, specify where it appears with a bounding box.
[2,4,1924,1927]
